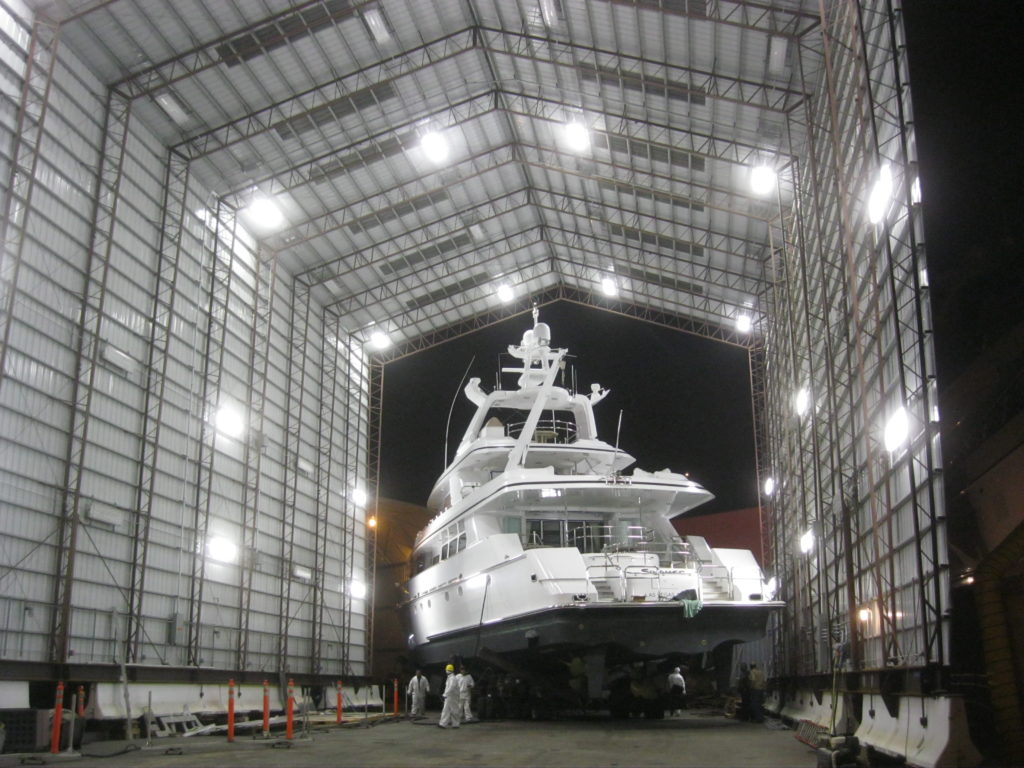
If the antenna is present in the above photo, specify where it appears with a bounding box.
[443,356,476,472]
[610,410,623,473]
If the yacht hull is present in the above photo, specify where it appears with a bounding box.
[411,600,783,667]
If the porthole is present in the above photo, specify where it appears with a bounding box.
[445,592,450,602]
[458,586,464,596]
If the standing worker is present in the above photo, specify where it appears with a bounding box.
[407,669,430,718]
[458,665,475,722]
[736,663,751,721]
[748,663,765,723]
[666,666,686,716]
[438,664,461,728]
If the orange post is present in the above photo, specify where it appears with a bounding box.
[335,679,343,723]
[262,679,270,738]
[285,679,295,740]
[227,679,235,742]
[49,681,64,753]
[393,678,399,715]
[76,685,85,718]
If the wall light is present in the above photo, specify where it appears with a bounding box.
[763,477,775,497]
[244,196,284,230]
[369,331,391,350]
[215,402,245,439]
[883,405,909,452]
[351,486,367,507]
[601,277,617,296]
[799,529,815,554]
[736,314,752,333]
[858,607,872,622]
[350,580,367,599]
[563,121,590,152]
[794,387,811,417]
[207,536,238,564]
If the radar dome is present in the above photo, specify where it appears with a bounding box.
[534,322,551,346]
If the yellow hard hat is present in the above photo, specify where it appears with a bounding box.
[445,664,454,673]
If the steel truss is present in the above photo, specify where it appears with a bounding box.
[763,0,946,687]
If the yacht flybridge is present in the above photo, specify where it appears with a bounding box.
[403,311,781,704]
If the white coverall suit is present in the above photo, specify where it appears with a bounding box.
[458,671,475,721]
[438,669,461,728]
[407,673,429,717]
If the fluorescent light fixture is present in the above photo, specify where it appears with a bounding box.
[362,7,391,44]
[349,580,367,599]
[867,163,893,223]
[799,529,815,554]
[763,477,775,497]
[155,91,190,126]
[883,405,909,452]
[420,131,449,164]
[539,0,560,26]
[351,486,367,507]
[768,36,789,76]
[911,176,921,204]
[215,403,245,439]
[749,165,777,195]
[601,277,617,296]
[207,536,238,564]
[245,196,284,230]
[497,284,514,302]
[540,487,560,498]
[736,314,752,333]
[468,223,486,241]
[369,331,391,350]
[794,387,811,417]
[293,565,312,580]
[563,121,590,152]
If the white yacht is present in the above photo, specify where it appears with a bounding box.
[403,311,781,702]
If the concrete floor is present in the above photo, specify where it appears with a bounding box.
[0,709,819,768]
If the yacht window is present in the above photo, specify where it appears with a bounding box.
[567,520,607,553]
[527,519,562,547]
[501,516,522,536]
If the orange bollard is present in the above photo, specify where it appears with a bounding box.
[76,685,85,718]
[393,678,399,716]
[335,679,343,724]
[262,679,270,738]
[50,681,64,753]
[286,679,295,740]
[227,679,235,743]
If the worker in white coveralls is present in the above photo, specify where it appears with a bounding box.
[438,664,461,728]
[458,664,475,721]
[407,669,429,718]
[666,666,687,716]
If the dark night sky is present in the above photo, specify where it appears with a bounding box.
[379,4,1023,511]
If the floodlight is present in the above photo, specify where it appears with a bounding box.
[245,196,284,230]
[564,121,590,152]
[799,529,814,554]
[749,165,777,195]
[795,387,811,416]
[350,580,367,599]
[858,608,872,622]
[351,486,367,506]
[883,405,909,452]
[420,131,449,164]
[867,163,893,223]
[215,403,245,438]
[763,477,775,497]
[497,284,514,302]
[736,314,752,333]
[207,536,238,564]
[601,277,617,296]
[369,331,391,350]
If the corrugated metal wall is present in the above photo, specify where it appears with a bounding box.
[760,0,947,681]
[0,3,371,681]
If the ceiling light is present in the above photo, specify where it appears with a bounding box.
[883,405,909,452]
[539,0,560,26]
[369,331,391,350]
[867,163,893,223]
[799,529,815,554]
[794,387,811,417]
[497,284,514,302]
[245,196,284,230]
[749,165,777,195]
[207,536,238,564]
[763,477,775,497]
[420,131,449,164]
[155,91,190,127]
[214,403,245,439]
[362,7,392,44]
[736,314,752,333]
[601,277,617,296]
[564,121,590,152]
